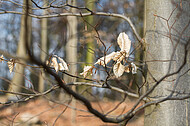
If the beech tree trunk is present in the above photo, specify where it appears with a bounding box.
[144,0,190,125]
[63,0,78,124]
[77,0,95,97]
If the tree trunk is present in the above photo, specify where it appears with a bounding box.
[62,0,78,124]
[38,0,48,93]
[144,0,190,125]
[85,0,94,64]
[77,0,95,97]
[7,0,32,100]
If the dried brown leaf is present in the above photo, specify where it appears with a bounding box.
[112,51,126,62]
[80,65,93,77]
[7,59,15,74]
[51,57,59,73]
[131,62,137,74]
[0,55,4,62]
[113,62,125,78]
[125,65,130,73]
[95,52,116,66]
[117,32,131,55]
[57,56,69,71]
[46,60,50,66]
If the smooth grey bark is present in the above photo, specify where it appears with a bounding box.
[144,0,190,126]
[62,0,78,124]
[64,10,77,84]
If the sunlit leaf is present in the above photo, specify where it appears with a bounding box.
[58,63,65,71]
[95,52,116,66]
[113,62,125,78]
[58,63,69,71]
[125,65,130,73]
[0,55,4,62]
[47,55,69,72]
[57,56,69,71]
[80,65,93,77]
[117,32,131,55]
[7,59,15,74]
[131,62,137,74]
[51,57,59,73]
[112,51,125,62]
[80,32,133,78]
[46,60,50,66]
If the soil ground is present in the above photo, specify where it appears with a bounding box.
[0,97,144,126]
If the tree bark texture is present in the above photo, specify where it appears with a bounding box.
[144,0,190,126]
[64,0,78,124]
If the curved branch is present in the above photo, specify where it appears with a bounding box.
[0,85,59,105]
[67,82,139,98]
[0,10,142,42]
[30,12,142,42]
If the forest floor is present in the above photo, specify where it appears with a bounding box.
[0,97,144,126]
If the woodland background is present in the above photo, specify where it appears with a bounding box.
[0,0,189,126]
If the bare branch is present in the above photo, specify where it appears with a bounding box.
[67,82,139,98]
